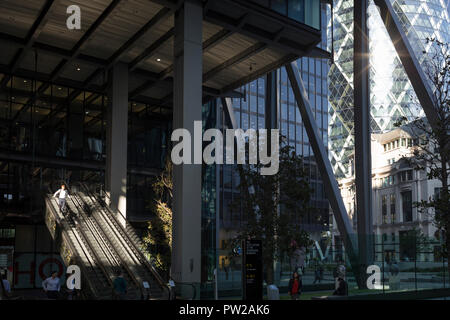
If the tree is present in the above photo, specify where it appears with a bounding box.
[395,38,449,272]
[231,141,313,285]
[142,158,173,276]
[398,228,430,262]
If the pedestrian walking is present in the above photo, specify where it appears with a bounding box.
[42,271,61,299]
[333,260,346,290]
[113,270,127,300]
[64,271,77,300]
[333,277,348,296]
[313,262,323,284]
[1,273,11,294]
[288,271,302,300]
[53,184,69,214]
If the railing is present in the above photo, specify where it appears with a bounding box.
[74,191,147,300]
[80,182,171,299]
[173,281,198,300]
[69,192,122,272]
[45,192,113,299]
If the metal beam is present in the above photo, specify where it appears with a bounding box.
[12,0,122,121]
[108,7,173,66]
[0,0,56,89]
[373,0,440,131]
[305,47,332,60]
[204,9,314,57]
[0,31,109,68]
[0,150,159,176]
[221,97,237,129]
[208,0,321,40]
[82,6,176,88]
[220,53,297,95]
[129,28,174,71]
[285,61,359,278]
[129,22,240,97]
[354,0,374,283]
[203,29,232,53]
[203,42,267,82]
[265,71,278,130]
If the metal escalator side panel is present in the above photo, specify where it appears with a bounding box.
[78,184,170,299]
[44,194,112,299]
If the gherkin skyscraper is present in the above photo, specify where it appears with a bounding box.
[328,0,449,178]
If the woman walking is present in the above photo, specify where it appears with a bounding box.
[288,271,302,300]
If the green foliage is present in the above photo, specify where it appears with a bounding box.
[142,159,173,274]
[230,140,313,283]
[394,38,450,263]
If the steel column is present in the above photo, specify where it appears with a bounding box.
[285,62,360,285]
[354,0,374,277]
[171,0,203,297]
[105,62,129,220]
[373,0,440,131]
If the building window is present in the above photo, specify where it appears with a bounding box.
[288,0,305,22]
[402,191,413,222]
[399,170,413,182]
[271,0,287,15]
[434,246,443,262]
[408,138,413,147]
[382,195,388,224]
[389,175,395,185]
[399,230,416,261]
[434,187,442,216]
[0,228,15,239]
[390,194,396,223]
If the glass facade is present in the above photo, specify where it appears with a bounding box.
[200,100,218,298]
[214,3,330,298]
[327,0,449,296]
[250,0,321,29]
[328,0,450,178]
[0,73,170,224]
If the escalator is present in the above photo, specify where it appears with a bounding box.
[44,183,170,300]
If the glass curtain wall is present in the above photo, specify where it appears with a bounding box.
[0,73,169,223]
[250,0,321,29]
[215,2,330,299]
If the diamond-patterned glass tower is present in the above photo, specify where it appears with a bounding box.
[328,0,449,178]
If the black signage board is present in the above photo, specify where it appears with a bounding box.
[242,239,263,300]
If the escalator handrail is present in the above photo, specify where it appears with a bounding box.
[79,187,165,299]
[48,185,115,289]
[47,192,114,290]
[69,192,124,279]
[98,185,168,276]
[80,183,170,299]
[173,281,197,300]
[93,186,170,286]
[45,195,112,299]
[73,191,147,300]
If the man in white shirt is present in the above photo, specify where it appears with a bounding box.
[1,273,11,294]
[53,184,69,213]
[42,271,61,300]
